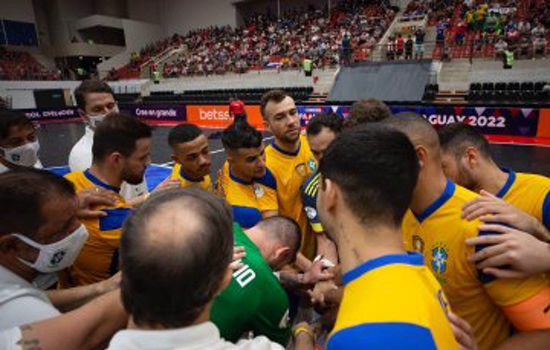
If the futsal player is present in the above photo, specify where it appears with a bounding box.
[438,123,550,233]
[317,124,459,349]
[217,121,277,228]
[69,80,151,204]
[211,217,301,345]
[167,123,213,191]
[383,113,550,350]
[60,114,152,287]
[261,90,318,263]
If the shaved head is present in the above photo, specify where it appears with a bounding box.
[382,112,441,160]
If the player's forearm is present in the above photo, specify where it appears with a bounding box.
[531,220,550,242]
[20,290,127,350]
[316,233,338,266]
[495,329,550,350]
[296,253,313,271]
[47,276,119,312]
[126,195,146,208]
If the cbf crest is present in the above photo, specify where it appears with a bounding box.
[308,158,317,172]
[431,243,449,275]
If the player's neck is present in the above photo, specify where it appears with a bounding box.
[89,163,124,189]
[230,165,253,183]
[336,217,406,276]
[410,169,448,216]
[127,303,212,330]
[475,162,509,195]
[274,137,300,154]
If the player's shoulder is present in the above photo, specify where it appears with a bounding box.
[301,171,320,195]
[255,168,277,190]
[64,170,85,184]
[516,172,550,189]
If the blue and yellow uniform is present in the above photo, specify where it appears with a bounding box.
[328,252,459,350]
[402,180,550,350]
[171,163,212,192]
[217,162,278,229]
[301,171,323,233]
[496,169,550,229]
[59,170,133,287]
[266,135,317,260]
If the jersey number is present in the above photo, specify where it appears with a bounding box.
[233,261,256,288]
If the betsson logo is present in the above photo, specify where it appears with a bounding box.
[199,109,231,120]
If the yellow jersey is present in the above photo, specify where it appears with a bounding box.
[402,180,549,350]
[496,170,550,228]
[171,163,212,192]
[328,252,459,350]
[265,135,317,260]
[216,163,278,229]
[59,170,133,287]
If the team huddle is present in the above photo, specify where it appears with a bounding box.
[0,80,549,350]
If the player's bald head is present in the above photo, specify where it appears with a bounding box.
[382,112,441,157]
[256,216,301,258]
[120,188,234,328]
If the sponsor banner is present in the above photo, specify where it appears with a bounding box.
[391,105,540,137]
[538,109,550,139]
[186,105,264,129]
[121,104,185,121]
[297,105,351,126]
[22,107,79,122]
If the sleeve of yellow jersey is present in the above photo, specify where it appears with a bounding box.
[257,168,278,214]
[478,230,550,331]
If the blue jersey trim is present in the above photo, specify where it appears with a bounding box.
[99,207,133,231]
[414,180,455,223]
[232,205,263,229]
[342,252,425,286]
[271,139,300,156]
[255,168,277,190]
[229,167,253,185]
[495,169,516,199]
[542,192,550,229]
[327,322,438,350]
[84,170,121,193]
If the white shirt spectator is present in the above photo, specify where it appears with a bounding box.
[0,327,22,350]
[0,265,59,330]
[495,40,508,51]
[106,322,284,350]
[68,126,149,201]
[0,159,42,174]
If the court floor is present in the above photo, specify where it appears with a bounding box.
[37,122,550,190]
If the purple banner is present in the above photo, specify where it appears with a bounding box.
[121,104,186,121]
[391,106,540,137]
[22,107,79,122]
[297,105,350,126]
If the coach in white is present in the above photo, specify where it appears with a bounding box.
[0,110,42,174]
[106,188,315,350]
[69,80,149,203]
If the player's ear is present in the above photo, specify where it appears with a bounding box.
[464,147,478,166]
[274,246,292,267]
[415,146,427,170]
[109,152,124,168]
[322,178,338,211]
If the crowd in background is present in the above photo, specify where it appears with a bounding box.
[107,0,395,80]
[0,48,60,81]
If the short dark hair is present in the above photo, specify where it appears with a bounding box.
[438,123,492,159]
[320,124,419,227]
[306,113,343,136]
[92,113,152,163]
[0,168,75,236]
[74,80,115,110]
[256,216,301,261]
[221,121,263,151]
[120,187,234,328]
[345,99,392,128]
[0,109,33,141]
[168,123,203,148]
[260,89,289,119]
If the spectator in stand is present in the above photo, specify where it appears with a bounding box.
[404,35,414,60]
[495,37,508,60]
[414,27,426,59]
[396,34,405,59]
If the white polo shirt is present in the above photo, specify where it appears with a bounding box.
[68,126,149,201]
[106,321,284,350]
[0,327,22,350]
[0,266,59,330]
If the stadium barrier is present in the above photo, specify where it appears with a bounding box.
[21,103,550,140]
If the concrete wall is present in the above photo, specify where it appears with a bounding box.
[0,0,36,23]
[127,0,161,24]
[97,19,164,76]
[160,0,237,36]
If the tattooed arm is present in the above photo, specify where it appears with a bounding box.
[13,290,127,350]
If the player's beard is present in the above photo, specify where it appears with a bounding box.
[122,166,145,185]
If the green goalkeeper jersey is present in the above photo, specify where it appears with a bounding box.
[211,223,291,345]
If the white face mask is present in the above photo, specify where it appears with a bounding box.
[0,141,40,167]
[12,224,89,274]
[87,105,119,129]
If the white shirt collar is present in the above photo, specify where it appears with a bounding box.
[108,322,222,350]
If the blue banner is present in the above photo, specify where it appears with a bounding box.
[297,105,350,126]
